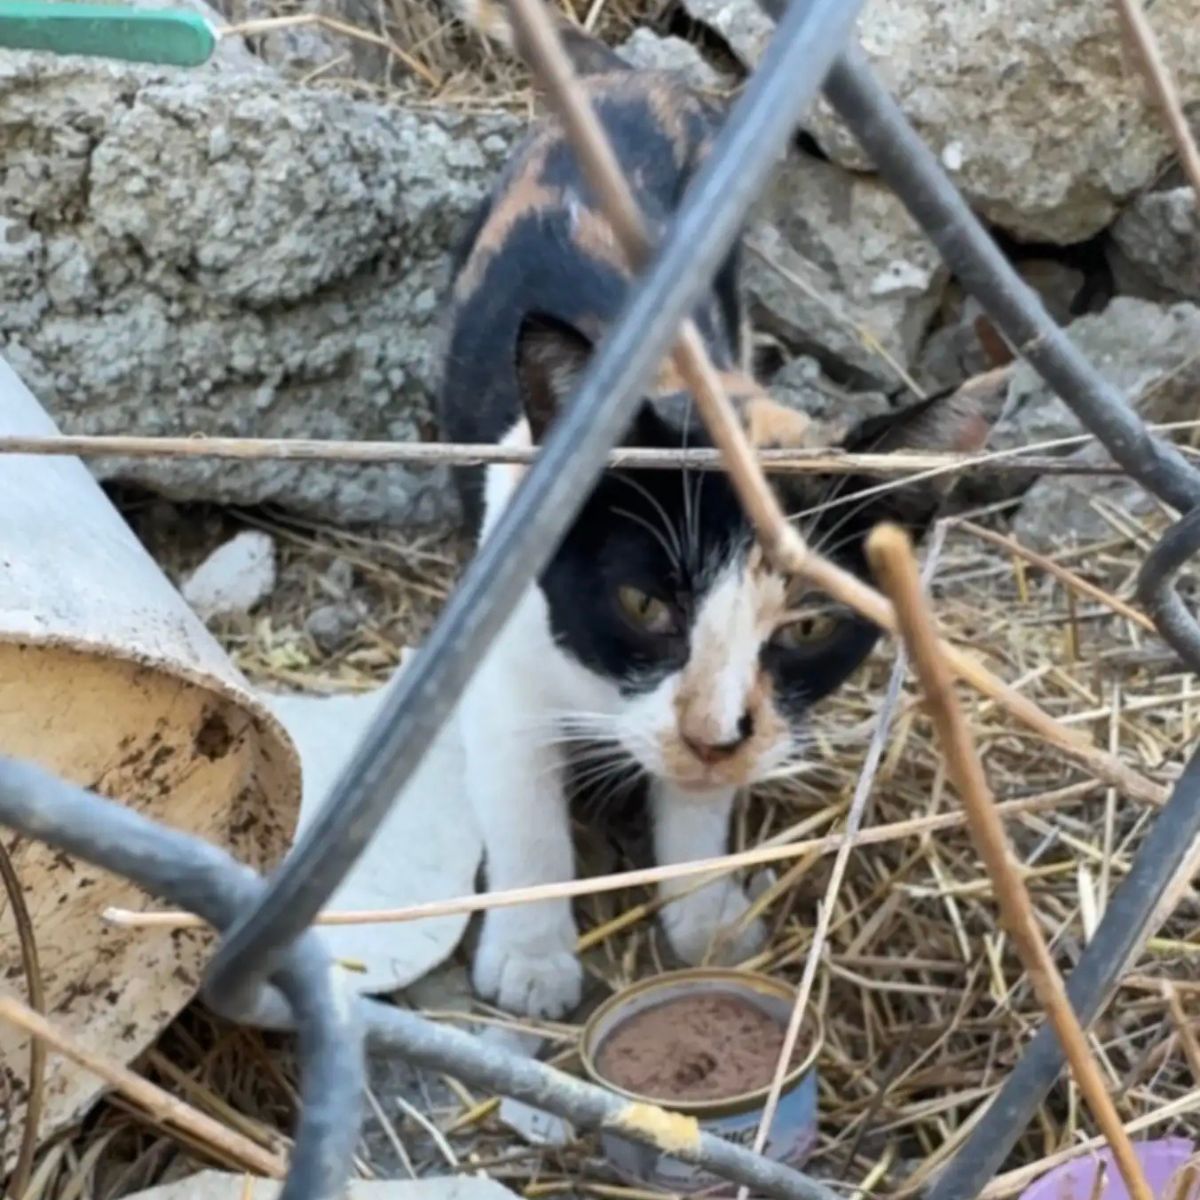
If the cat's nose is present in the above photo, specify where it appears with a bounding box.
[683,712,754,764]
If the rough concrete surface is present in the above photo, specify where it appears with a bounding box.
[0,52,517,524]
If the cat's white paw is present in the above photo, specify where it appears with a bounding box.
[660,880,767,966]
[473,916,583,1019]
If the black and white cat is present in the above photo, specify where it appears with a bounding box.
[438,0,992,1019]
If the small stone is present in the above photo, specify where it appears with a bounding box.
[181,531,277,620]
[918,260,1084,390]
[616,29,733,91]
[324,556,355,594]
[994,298,1200,454]
[1012,444,1162,551]
[767,356,890,440]
[1109,186,1200,303]
[305,602,359,653]
[969,297,1200,512]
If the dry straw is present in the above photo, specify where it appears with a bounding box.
[868,522,1152,1200]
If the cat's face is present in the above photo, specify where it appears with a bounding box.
[513,314,994,792]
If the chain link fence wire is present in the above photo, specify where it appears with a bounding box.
[3,4,1200,1200]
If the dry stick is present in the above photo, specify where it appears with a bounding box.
[0,845,44,1200]
[0,432,1076,477]
[0,995,286,1179]
[957,520,1157,634]
[867,523,1153,1200]
[6,417,1198,473]
[742,522,949,1194]
[1114,0,1200,198]
[1163,982,1200,1086]
[500,0,1163,809]
[101,781,1097,931]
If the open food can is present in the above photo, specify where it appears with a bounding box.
[581,968,822,1194]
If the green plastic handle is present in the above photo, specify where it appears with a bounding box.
[0,0,216,65]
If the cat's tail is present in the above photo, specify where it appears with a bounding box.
[451,0,631,75]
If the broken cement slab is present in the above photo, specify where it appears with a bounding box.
[260,652,481,996]
[125,1169,520,1200]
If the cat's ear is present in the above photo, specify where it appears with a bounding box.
[841,369,1005,463]
[820,369,1007,538]
[515,313,594,442]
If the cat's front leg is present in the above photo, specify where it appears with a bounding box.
[463,682,582,1019]
[651,782,767,966]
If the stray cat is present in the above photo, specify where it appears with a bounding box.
[437,0,993,1019]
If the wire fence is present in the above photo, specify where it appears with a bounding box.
[2,1,1199,1199]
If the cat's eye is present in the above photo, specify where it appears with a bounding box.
[617,585,677,636]
[772,611,838,650]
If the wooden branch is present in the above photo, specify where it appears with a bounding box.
[866,522,1153,1200]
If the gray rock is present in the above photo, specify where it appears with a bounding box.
[616,28,733,91]
[1,52,518,524]
[746,152,948,385]
[305,601,360,652]
[918,260,1085,390]
[1109,186,1200,302]
[767,356,890,441]
[994,298,1200,456]
[182,530,277,618]
[697,0,1200,244]
[986,298,1200,527]
[1012,443,1165,550]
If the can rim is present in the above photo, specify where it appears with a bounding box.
[579,967,823,1116]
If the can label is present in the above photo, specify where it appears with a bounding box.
[602,1066,819,1194]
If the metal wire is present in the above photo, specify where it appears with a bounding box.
[0,755,843,1200]
[921,741,1200,1200]
[202,0,865,1022]
[4,5,1200,1200]
[797,39,1200,1199]
[820,43,1200,677]
[0,758,364,1200]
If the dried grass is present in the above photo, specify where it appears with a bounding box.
[21,490,1200,1200]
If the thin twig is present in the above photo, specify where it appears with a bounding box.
[0,431,1092,476]
[0,995,287,1179]
[101,782,1097,931]
[1164,982,1200,1086]
[219,13,442,85]
[957,520,1157,633]
[866,523,1153,1200]
[0,845,44,1200]
[1114,0,1200,198]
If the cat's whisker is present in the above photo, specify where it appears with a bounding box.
[613,505,682,572]
[613,472,686,568]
